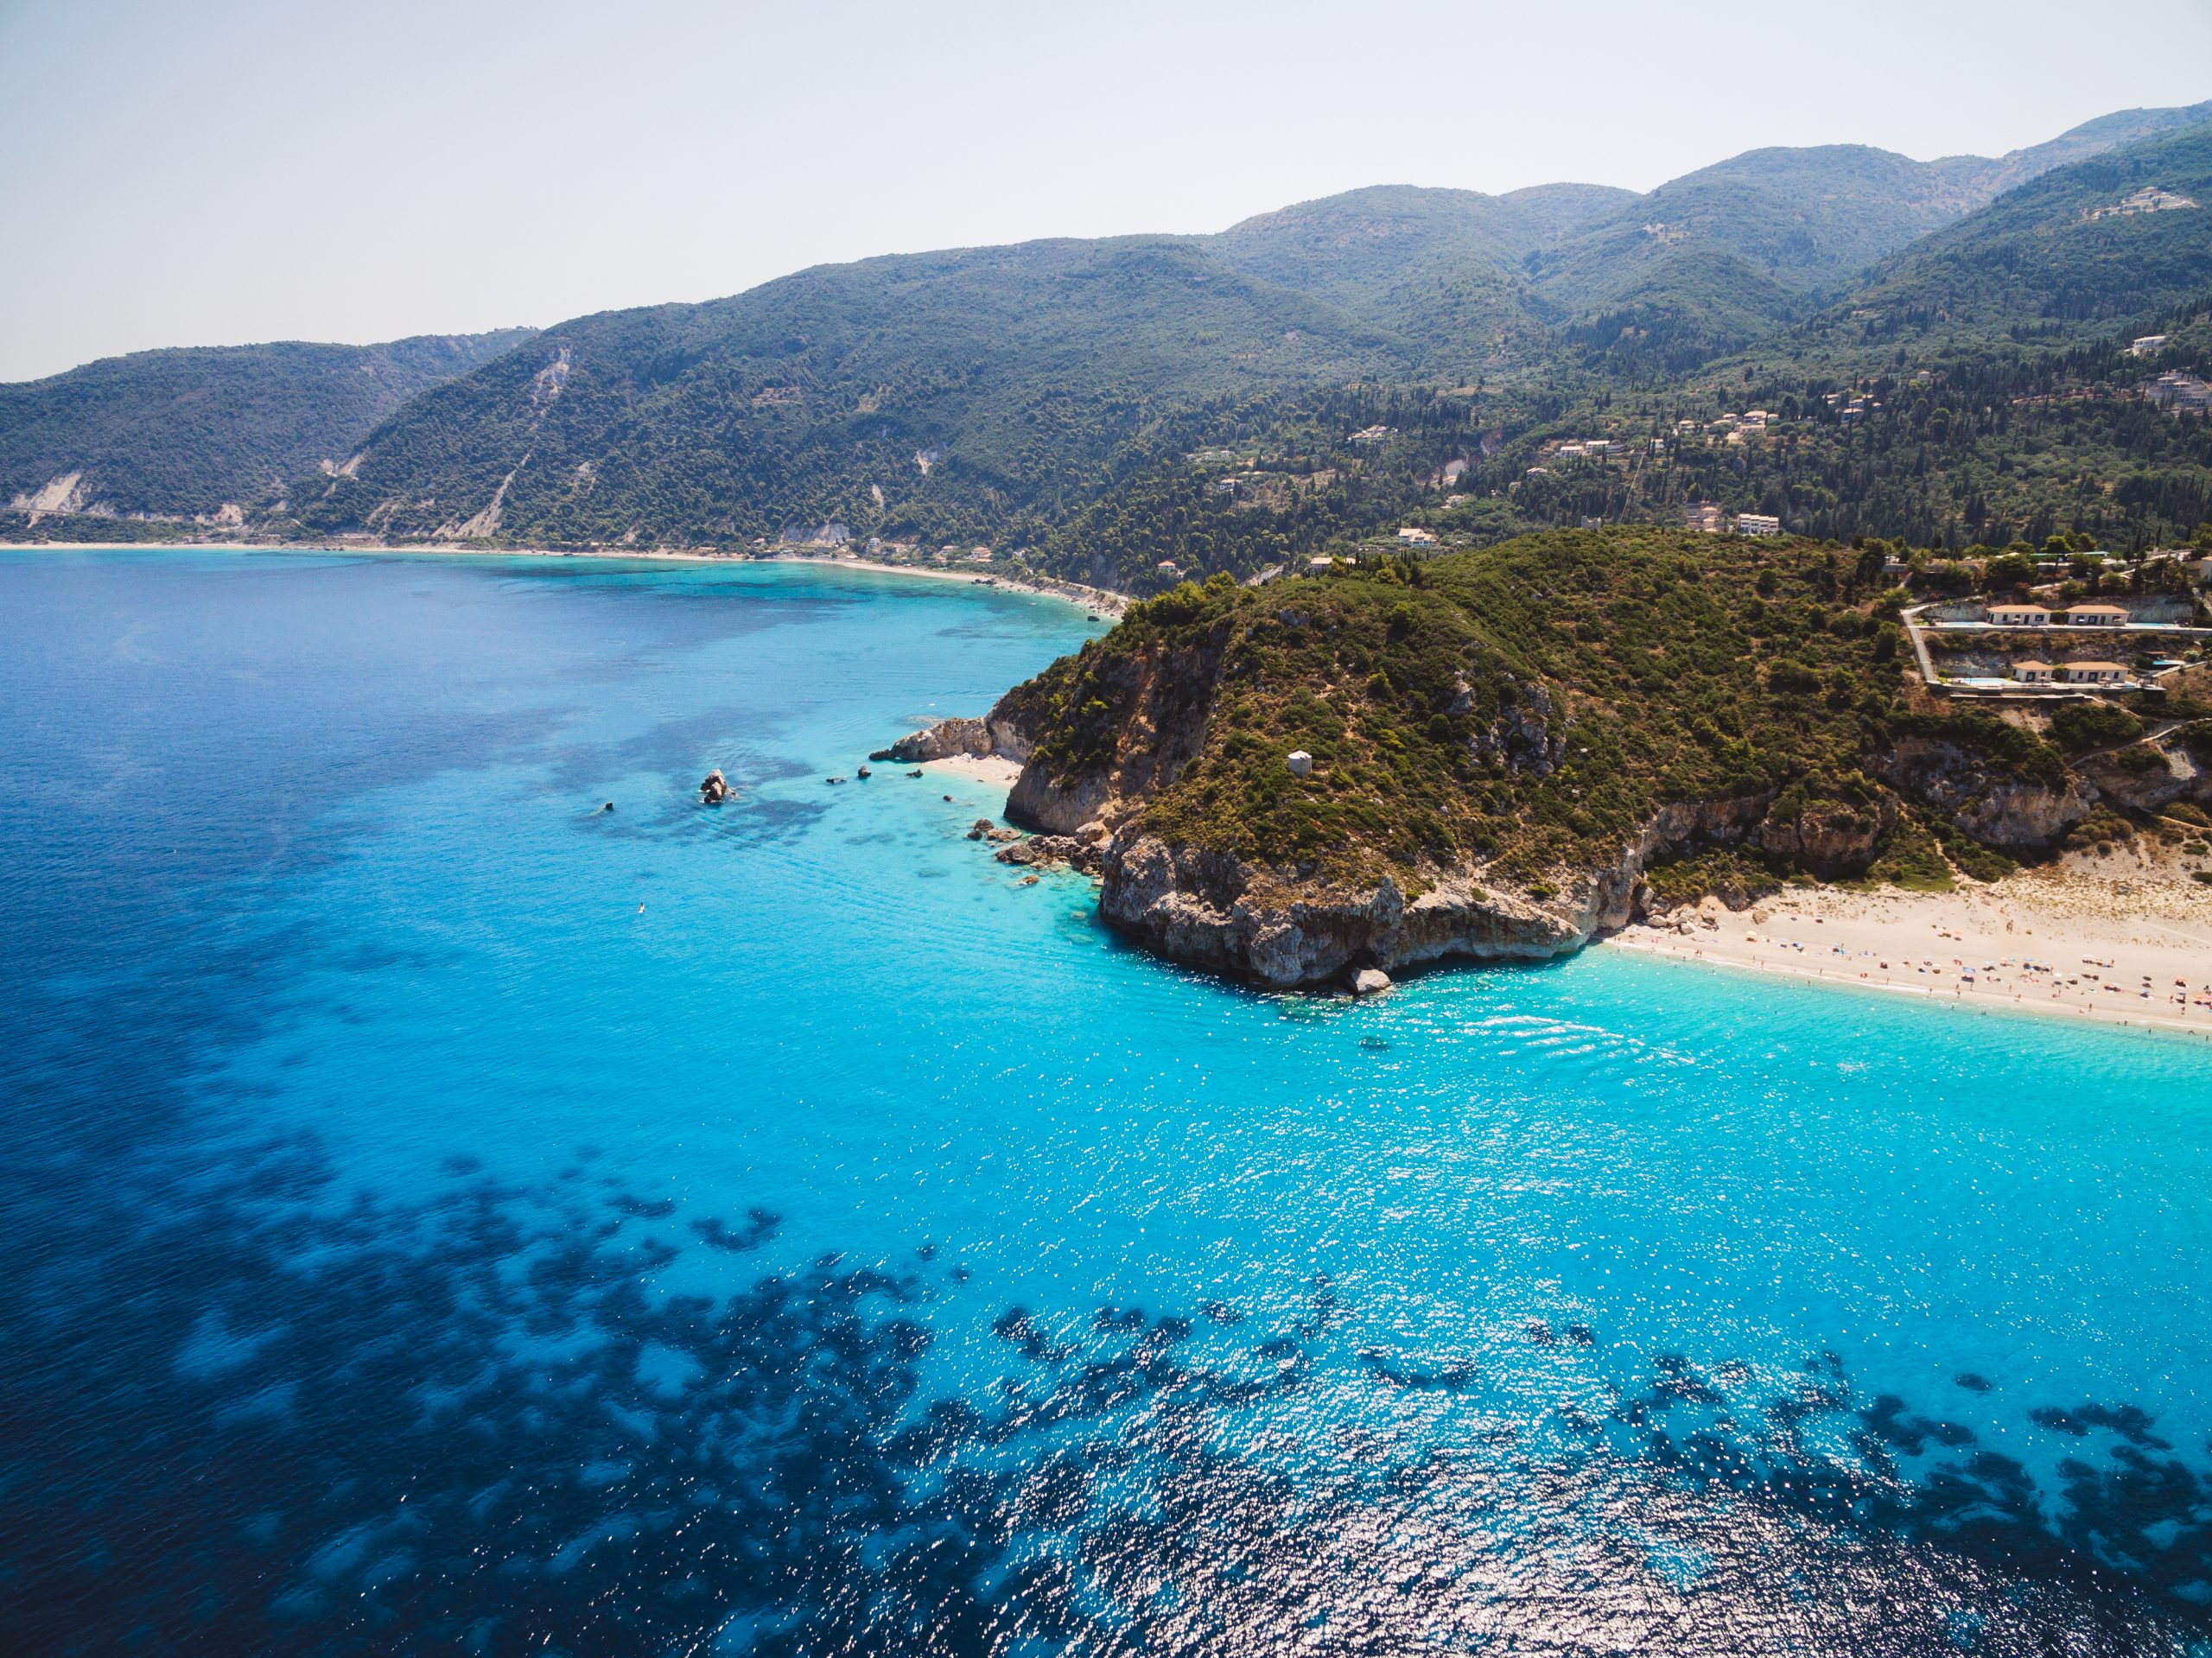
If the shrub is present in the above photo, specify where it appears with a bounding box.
[2048,702,2144,754]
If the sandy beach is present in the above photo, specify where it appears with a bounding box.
[920,753,1025,787]
[1607,853,2212,1039]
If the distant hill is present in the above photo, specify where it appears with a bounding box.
[1803,122,2212,359]
[0,331,535,521]
[297,238,1409,549]
[8,100,2210,556]
[1533,103,2212,370]
[1949,98,2212,199]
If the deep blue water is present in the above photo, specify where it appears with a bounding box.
[5,546,2212,1655]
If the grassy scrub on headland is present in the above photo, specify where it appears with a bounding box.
[998,527,2096,901]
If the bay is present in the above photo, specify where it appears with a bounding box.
[4,546,2209,1655]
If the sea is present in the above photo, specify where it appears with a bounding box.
[4,545,2211,1656]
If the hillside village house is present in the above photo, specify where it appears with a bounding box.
[2145,371,2212,415]
[1988,602,2050,626]
[2063,604,2129,627]
[2061,661,2128,684]
[1396,526,1437,545]
[1684,503,1725,534]
[2012,660,2054,683]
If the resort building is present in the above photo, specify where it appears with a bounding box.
[2012,661,2054,683]
[1683,502,1725,534]
[2060,661,2128,685]
[1396,526,1437,545]
[1735,512,1782,537]
[2133,334,2171,356]
[2063,605,2129,627]
[1987,603,2050,626]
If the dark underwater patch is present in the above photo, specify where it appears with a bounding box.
[7,1113,2212,1658]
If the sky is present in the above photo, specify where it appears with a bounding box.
[2,0,2209,382]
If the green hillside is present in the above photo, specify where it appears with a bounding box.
[297,238,1413,548]
[9,102,2210,562]
[1803,123,2212,360]
[1000,528,2091,896]
[0,331,533,519]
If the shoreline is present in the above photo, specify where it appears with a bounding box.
[761,553,1128,617]
[1601,867,2212,1040]
[0,538,1130,619]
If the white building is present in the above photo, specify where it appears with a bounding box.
[2013,660,2054,683]
[2063,605,2128,627]
[2133,335,2171,357]
[1735,513,1783,537]
[2061,661,2128,684]
[1987,603,2050,626]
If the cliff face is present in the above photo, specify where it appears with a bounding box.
[1872,736,2091,848]
[1093,793,1776,986]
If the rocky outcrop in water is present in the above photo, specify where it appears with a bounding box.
[874,713,1035,766]
[699,769,729,804]
[994,834,1106,874]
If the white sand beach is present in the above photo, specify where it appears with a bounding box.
[1608,852,2212,1039]
[919,753,1024,787]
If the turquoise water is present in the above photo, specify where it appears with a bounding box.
[5,546,2212,1655]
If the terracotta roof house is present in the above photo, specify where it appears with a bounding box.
[2060,661,2128,684]
[2013,661,2054,683]
[1988,603,2050,626]
[2063,605,2129,626]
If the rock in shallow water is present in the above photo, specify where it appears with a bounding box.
[1352,968,1394,996]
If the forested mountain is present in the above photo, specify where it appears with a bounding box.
[4,101,2209,569]
[1800,122,2212,364]
[0,331,533,520]
[1204,183,1620,364]
[1953,97,2212,198]
[297,238,1412,548]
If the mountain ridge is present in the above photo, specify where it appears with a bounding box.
[5,99,2209,555]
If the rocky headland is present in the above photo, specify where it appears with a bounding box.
[885,530,2212,990]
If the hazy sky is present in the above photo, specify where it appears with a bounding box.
[3,0,2209,382]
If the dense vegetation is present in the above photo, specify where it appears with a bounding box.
[1001,529,2069,892]
[6,103,2209,575]
[0,332,531,518]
